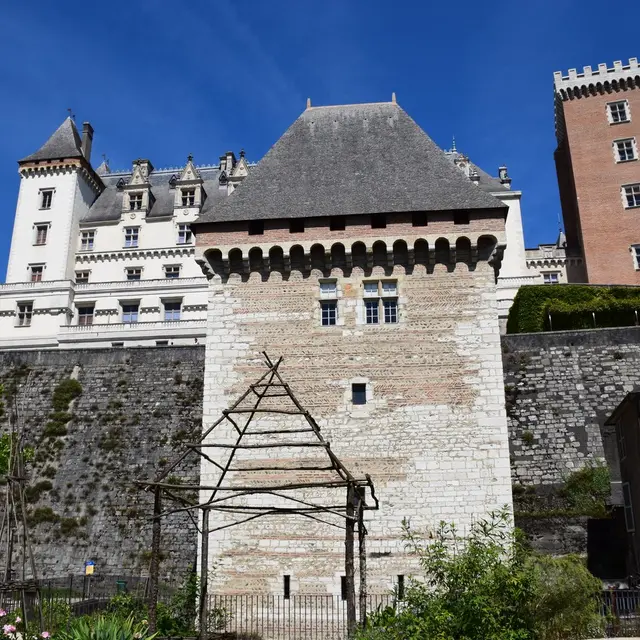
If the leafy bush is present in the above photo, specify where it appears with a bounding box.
[561,463,611,518]
[52,379,83,412]
[357,508,603,640]
[56,615,155,640]
[506,284,640,334]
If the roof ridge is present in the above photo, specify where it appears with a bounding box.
[20,116,84,163]
[307,101,397,110]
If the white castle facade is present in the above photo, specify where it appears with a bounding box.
[0,115,542,350]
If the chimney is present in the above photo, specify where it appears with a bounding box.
[81,122,94,162]
[498,165,512,189]
[226,151,237,172]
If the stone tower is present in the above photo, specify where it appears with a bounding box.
[193,101,513,595]
[554,58,640,283]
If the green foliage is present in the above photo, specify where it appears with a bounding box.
[28,506,60,525]
[56,614,155,640]
[52,379,83,412]
[521,431,534,445]
[0,433,34,477]
[506,284,640,334]
[358,509,603,640]
[561,463,611,518]
[41,598,72,632]
[25,480,53,503]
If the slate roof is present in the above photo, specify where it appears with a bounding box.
[196,102,505,224]
[444,150,510,194]
[82,167,225,223]
[20,117,84,163]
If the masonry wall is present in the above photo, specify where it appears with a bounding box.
[0,346,204,579]
[201,258,512,596]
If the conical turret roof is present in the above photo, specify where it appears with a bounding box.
[20,117,84,163]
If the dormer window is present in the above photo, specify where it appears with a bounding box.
[181,189,196,207]
[40,190,53,210]
[129,193,143,210]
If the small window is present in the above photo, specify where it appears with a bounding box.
[30,265,43,283]
[352,383,367,405]
[365,300,379,324]
[616,139,636,162]
[129,193,143,210]
[124,227,139,248]
[248,220,264,235]
[340,576,348,601]
[382,281,397,296]
[75,271,90,284]
[164,301,182,321]
[35,224,49,245]
[289,219,305,233]
[617,420,627,460]
[164,265,181,279]
[632,245,640,270]
[126,268,142,281]
[371,214,386,229]
[623,482,635,532]
[363,282,378,297]
[80,231,95,251]
[156,340,169,346]
[177,224,192,244]
[181,188,196,207]
[77,305,95,326]
[111,342,124,348]
[330,217,346,231]
[384,299,398,324]
[122,304,139,323]
[283,575,291,600]
[41,190,53,209]
[454,211,470,225]
[17,303,33,327]
[609,100,630,124]
[321,301,337,326]
[412,212,428,227]
[320,281,337,297]
[542,272,559,284]
[624,184,640,208]
[397,575,405,600]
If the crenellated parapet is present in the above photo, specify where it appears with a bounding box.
[196,235,504,281]
[554,58,640,101]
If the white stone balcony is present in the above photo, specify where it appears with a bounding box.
[74,276,207,293]
[0,279,73,295]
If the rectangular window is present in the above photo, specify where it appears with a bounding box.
[633,245,640,270]
[35,224,49,245]
[77,305,95,326]
[80,231,95,251]
[17,303,33,327]
[75,271,90,284]
[181,189,196,207]
[40,190,53,209]
[365,300,379,324]
[30,265,43,282]
[454,211,470,225]
[624,184,640,208]
[623,482,635,532]
[321,301,337,326]
[122,304,139,323]
[616,139,636,162]
[382,281,397,296]
[129,193,143,210]
[363,282,378,297]
[609,101,630,124]
[248,220,264,235]
[340,576,348,601]
[384,299,398,324]
[289,219,305,233]
[330,217,346,231]
[542,272,559,284]
[283,575,291,600]
[617,420,627,460]
[397,575,405,600]
[164,301,182,321]
[320,281,337,297]
[177,224,192,244]
[164,265,181,278]
[156,340,169,346]
[371,213,386,229]
[352,383,366,405]
[126,268,142,281]
[412,212,428,227]
[124,227,139,248]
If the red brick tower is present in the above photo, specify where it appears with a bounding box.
[555,58,640,284]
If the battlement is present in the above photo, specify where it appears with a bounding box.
[555,58,640,100]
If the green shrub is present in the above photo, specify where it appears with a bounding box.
[561,463,611,518]
[52,379,82,412]
[29,506,59,525]
[506,284,640,334]
[25,480,53,503]
[56,614,155,640]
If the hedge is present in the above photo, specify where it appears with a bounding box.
[506,284,640,334]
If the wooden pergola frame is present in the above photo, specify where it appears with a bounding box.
[137,353,379,639]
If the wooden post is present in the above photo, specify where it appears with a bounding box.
[147,488,162,634]
[199,509,210,640]
[345,484,356,638]
[357,489,367,630]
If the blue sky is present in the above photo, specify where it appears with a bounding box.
[1,0,637,279]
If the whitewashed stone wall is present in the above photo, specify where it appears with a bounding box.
[200,258,513,595]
